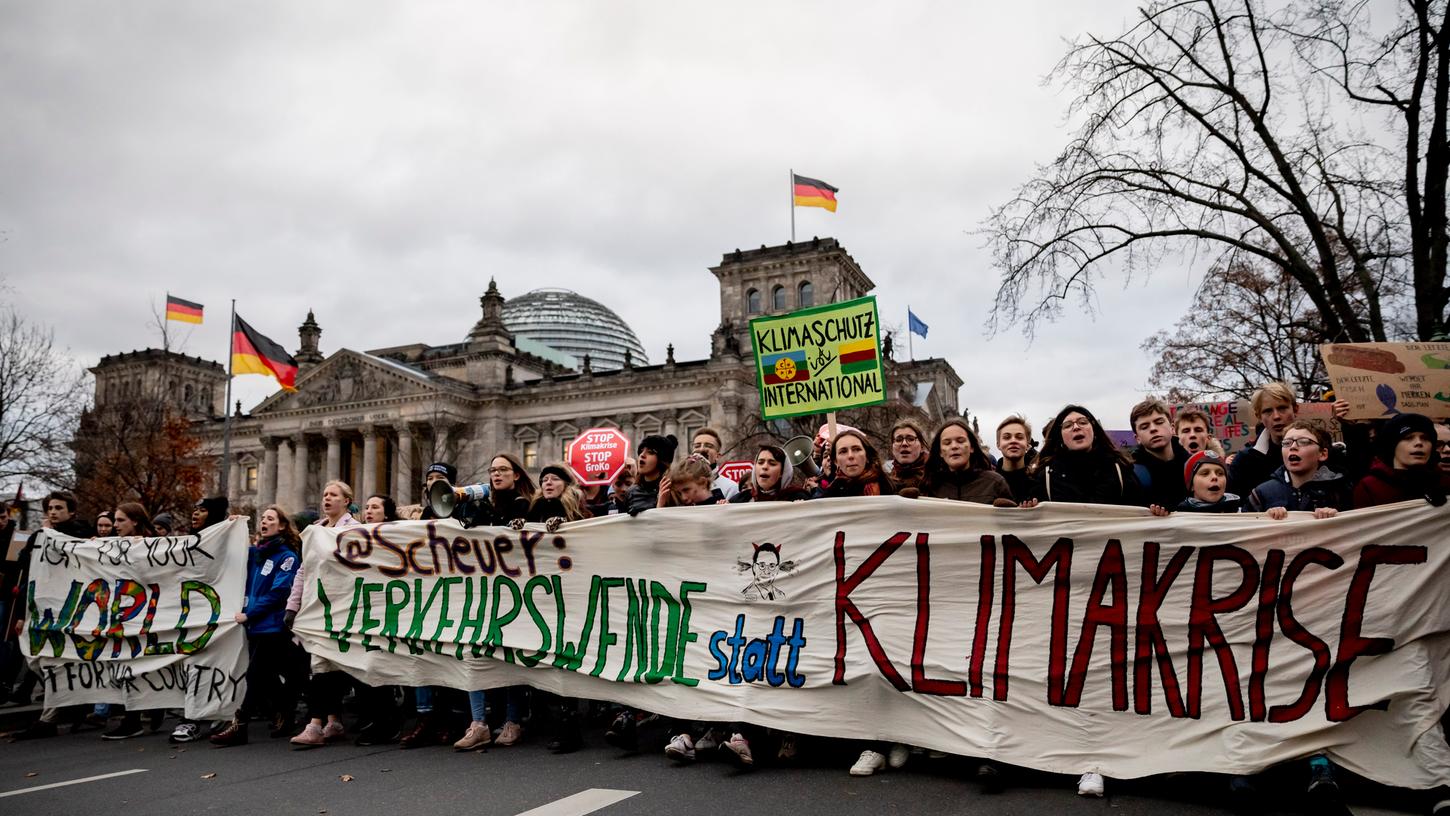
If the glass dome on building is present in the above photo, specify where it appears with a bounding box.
[502,288,650,371]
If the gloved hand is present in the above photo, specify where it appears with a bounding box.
[508,518,526,531]
[545,517,564,533]
[283,609,297,630]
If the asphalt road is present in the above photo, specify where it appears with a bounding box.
[0,717,1431,816]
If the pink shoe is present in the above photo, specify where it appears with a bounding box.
[495,721,523,747]
[290,723,325,749]
[322,721,346,742]
[453,721,492,751]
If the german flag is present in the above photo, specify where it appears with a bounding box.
[232,315,298,391]
[165,295,204,324]
[793,174,838,212]
[839,338,878,375]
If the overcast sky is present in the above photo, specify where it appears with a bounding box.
[2,1,1204,443]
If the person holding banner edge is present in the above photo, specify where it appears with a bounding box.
[290,480,361,749]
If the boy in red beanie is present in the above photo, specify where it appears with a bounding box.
[1149,450,1241,515]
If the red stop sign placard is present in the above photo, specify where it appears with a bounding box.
[566,428,632,486]
[716,460,753,486]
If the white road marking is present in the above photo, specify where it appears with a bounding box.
[0,768,149,798]
[512,788,640,816]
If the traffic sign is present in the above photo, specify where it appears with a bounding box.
[566,428,633,486]
[717,460,753,486]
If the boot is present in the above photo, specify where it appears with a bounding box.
[210,719,249,747]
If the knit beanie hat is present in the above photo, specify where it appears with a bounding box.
[1375,413,1436,464]
[194,496,229,530]
[425,462,458,484]
[540,463,575,485]
[1183,450,1227,488]
[639,434,678,463]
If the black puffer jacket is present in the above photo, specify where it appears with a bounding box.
[1029,451,1144,506]
[463,489,530,527]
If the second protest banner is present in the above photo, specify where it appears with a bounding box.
[295,499,1450,788]
[749,295,886,419]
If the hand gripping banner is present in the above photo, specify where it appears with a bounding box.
[24,519,250,720]
[293,498,1450,787]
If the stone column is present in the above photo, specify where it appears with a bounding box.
[275,437,294,511]
[325,430,341,481]
[259,439,279,505]
[291,433,309,512]
[227,454,242,503]
[394,424,414,505]
[663,409,681,441]
[360,426,379,498]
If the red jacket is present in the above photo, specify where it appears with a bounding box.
[1353,459,1438,509]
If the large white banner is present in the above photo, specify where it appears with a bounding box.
[294,498,1450,788]
[24,520,249,720]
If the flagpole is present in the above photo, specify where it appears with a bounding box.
[789,168,795,243]
[162,291,171,352]
[218,299,237,499]
[908,306,914,361]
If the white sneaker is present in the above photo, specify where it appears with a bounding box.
[887,743,911,769]
[1077,772,1105,797]
[664,733,695,763]
[169,722,200,743]
[695,729,718,753]
[850,749,887,776]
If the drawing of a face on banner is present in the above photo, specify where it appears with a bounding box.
[737,542,796,601]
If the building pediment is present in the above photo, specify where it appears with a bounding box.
[253,349,440,414]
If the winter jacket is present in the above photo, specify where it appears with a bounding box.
[888,460,929,495]
[626,477,663,515]
[711,472,741,502]
[924,468,1014,505]
[729,483,811,503]
[463,489,530,527]
[242,536,299,635]
[1028,452,1144,506]
[525,497,591,524]
[1352,460,1447,509]
[1132,439,1192,510]
[1174,495,1243,513]
[1229,433,1283,497]
[814,466,895,499]
[995,450,1037,503]
[1247,466,1354,513]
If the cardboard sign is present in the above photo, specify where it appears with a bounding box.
[749,296,886,420]
[1320,342,1450,420]
[296,500,1450,789]
[566,428,632,486]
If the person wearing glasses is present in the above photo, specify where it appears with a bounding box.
[1246,420,1354,517]
[885,419,931,495]
[1026,405,1143,508]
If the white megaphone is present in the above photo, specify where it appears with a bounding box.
[427,479,489,519]
[782,435,820,478]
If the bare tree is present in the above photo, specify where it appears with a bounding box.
[1143,259,1331,400]
[71,393,208,518]
[983,0,1447,342]
[0,307,88,491]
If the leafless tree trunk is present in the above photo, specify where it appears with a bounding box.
[984,0,1446,341]
[0,308,88,491]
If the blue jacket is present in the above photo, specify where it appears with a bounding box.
[242,535,299,634]
[1247,466,1354,513]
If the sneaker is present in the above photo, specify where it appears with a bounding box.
[850,750,887,777]
[977,761,1005,794]
[321,721,346,742]
[695,729,719,753]
[453,721,492,751]
[170,721,200,743]
[721,732,754,767]
[546,723,583,754]
[102,716,145,740]
[495,721,523,747]
[1228,775,1261,815]
[1432,798,1450,816]
[664,733,696,763]
[1306,759,1340,804]
[209,720,248,747]
[13,720,58,741]
[887,743,911,769]
[1077,772,1105,797]
[777,735,797,762]
[81,712,109,730]
[290,722,326,749]
[604,711,638,752]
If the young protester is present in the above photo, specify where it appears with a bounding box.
[658,454,727,508]
[1246,420,1354,518]
[169,495,232,744]
[730,443,808,503]
[289,481,362,749]
[886,419,931,495]
[923,419,1014,505]
[1229,383,1301,495]
[691,428,740,500]
[8,492,93,739]
[361,494,398,524]
[817,430,895,499]
[1028,405,1144,508]
[1173,407,1224,457]
[102,503,163,740]
[1438,421,1450,493]
[462,454,534,528]
[1130,398,1192,509]
[152,512,175,537]
[94,510,114,537]
[1352,413,1446,508]
[994,415,1037,502]
[212,506,304,747]
[352,495,404,746]
[1026,406,1140,796]
[626,434,677,515]
[1149,450,1241,515]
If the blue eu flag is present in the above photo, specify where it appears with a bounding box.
[908,309,929,338]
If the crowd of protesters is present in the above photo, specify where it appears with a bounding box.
[1,385,1447,813]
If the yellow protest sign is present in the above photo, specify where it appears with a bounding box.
[749,296,886,419]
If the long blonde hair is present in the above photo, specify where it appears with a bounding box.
[661,454,715,507]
